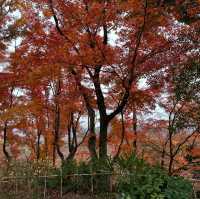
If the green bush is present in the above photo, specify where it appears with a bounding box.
[46,160,92,192]
[164,175,193,199]
[0,156,193,198]
[51,158,114,193]
[88,157,113,193]
[45,155,193,198]
[45,160,77,191]
[116,154,193,199]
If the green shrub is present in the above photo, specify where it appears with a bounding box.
[88,157,113,193]
[1,156,192,198]
[54,158,114,193]
[45,160,77,191]
[116,154,193,199]
[164,175,193,199]
[45,155,192,198]
[46,160,93,192]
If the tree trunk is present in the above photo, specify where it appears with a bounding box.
[161,148,165,168]
[99,119,108,159]
[168,156,174,176]
[66,112,80,161]
[54,79,64,163]
[87,107,97,159]
[44,134,48,159]
[3,88,14,163]
[114,111,125,160]
[56,144,64,162]
[52,143,56,166]
[66,148,77,161]
[54,104,64,162]
[53,104,64,163]
[3,121,10,162]
[36,129,41,160]
[168,129,173,175]
[161,137,169,169]
[45,87,50,159]
[132,108,137,154]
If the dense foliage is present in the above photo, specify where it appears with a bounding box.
[117,155,192,199]
[0,0,199,197]
[1,155,193,198]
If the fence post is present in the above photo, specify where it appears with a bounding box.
[15,175,18,197]
[76,167,78,194]
[90,167,94,194]
[43,171,47,199]
[28,176,31,197]
[60,167,63,198]
[110,174,112,193]
[37,175,39,198]
[193,181,197,199]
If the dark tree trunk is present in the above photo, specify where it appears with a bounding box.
[53,79,64,164]
[132,108,137,154]
[99,119,108,159]
[36,129,42,160]
[44,134,48,159]
[52,143,56,166]
[3,121,10,162]
[56,144,64,162]
[93,67,108,159]
[114,111,125,160]
[54,106,64,162]
[45,90,50,159]
[168,156,174,176]
[66,146,77,161]
[66,112,82,161]
[54,104,64,162]
[3,87,14,163]
[87,107,97,159]
[168,129,173,175]
[161,148,165,168]
[67,138,77,161]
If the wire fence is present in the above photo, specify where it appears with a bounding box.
[0,170,117,199]
[0,171,199,199]
[0,174,62,199]
[0,177,63,198]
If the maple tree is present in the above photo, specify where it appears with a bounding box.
[43,0,170,159]
[0,0,199,177]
